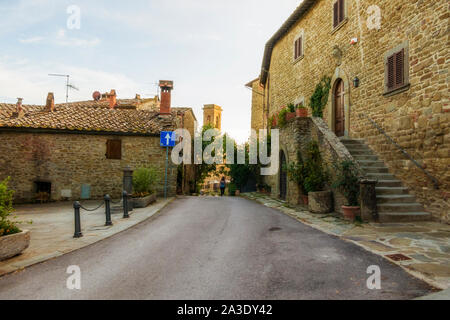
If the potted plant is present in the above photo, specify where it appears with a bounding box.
[286,104,296,121]
[303,141,332,213]
[0,177,30,261]
[333,160,361,221]
[287,157,308,205]
[132,167,158,208]
[278,107,288,128]
[296,103,308,117]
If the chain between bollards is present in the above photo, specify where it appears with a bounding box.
[104,194,113,226]
[73,201,83,238]
[123,191,130,219]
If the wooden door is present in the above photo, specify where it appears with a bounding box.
[335,79,345,137]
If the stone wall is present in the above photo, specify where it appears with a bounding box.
[260,0,449,222]
[0,131,177,203]
[264,117,353,213]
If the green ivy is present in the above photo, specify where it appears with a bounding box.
[310,76,331,118]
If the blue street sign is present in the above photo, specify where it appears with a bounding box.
[160,131,176,147]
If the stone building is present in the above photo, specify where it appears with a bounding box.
[246,78,265,132]
[0,82,197,203]
[203,104,223,130]
[250,0,449,223]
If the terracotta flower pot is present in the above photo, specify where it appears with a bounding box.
[286,112,296,122]
[296,108,308,117]
[301,195,309,205]
[342,206,361,221]
[272,117,277,127]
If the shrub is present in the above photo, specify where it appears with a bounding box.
[132,167,159,196]
[278,107,289,128]
[0,177,21,237]
[287,162,306,194]
[228,182,237,196]
[303,141,329,193]
[333,160,360,206]
[287,103,296,113]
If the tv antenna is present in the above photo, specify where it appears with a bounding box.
[48,74,79,103]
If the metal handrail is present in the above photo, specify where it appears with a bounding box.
[359,113,440,189]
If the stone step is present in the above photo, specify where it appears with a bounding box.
[375,187,410,195]
[347,149,375,155]
[360,166,389,174]
[356,160,386,167]
[378,212,432,223]
[353,155,379,161]
[376,180,404,188]
[340,138,366,145]
[377,203,425,213]
[376,194,417,204]
[366,173,396,180]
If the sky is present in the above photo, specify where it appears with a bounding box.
[0,0,301,143]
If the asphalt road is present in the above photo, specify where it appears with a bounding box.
[0,196,433,300]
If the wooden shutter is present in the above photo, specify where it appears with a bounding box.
[295,37,303,60]
[298,36,303,57]
[387,49,405,91]
[106,139,122,159]
[387,55,395,90]
[333,1,339,27]
[395,49,405,87]
[338,0,345,23]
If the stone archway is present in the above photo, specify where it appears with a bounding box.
[327,67,351,137]
[279,150,287,200]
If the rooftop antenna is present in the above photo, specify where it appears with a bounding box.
[48,74,79,103]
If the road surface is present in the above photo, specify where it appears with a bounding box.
[0,196,433,299]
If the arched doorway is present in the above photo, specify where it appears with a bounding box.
[279,151,287,200]
[334,79,345,137]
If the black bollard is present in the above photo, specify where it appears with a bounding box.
[104,194,113,226]
[73,201,83,238]
[123,191,130,219]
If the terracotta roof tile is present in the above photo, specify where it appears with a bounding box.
[0,103,176,135]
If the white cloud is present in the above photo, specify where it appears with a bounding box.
[19,36,44,44]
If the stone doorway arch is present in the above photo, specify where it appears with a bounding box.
[327,67,351,137]
[279,150,287,200]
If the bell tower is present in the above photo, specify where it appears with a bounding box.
[203,104,223,130]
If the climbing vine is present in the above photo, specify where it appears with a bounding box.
[309,76,331,118]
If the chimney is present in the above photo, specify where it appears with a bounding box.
[108,89,117,109]
[16,98,23,113]
[159,80,173,114]
[11,98,25,118]
[45,92,55,112]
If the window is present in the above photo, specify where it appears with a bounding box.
[333,0,345,28]
[106,139,122,159]
[384,42,409,95]
[294,36,303,60]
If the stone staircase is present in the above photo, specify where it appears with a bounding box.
[340,138,431,223]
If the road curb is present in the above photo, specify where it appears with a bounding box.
[0,197,176,279]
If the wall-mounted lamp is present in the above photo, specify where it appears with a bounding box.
[353,77,360,88]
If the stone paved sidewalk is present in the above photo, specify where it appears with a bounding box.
[243,193,450,290]
[0,197,174,278]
